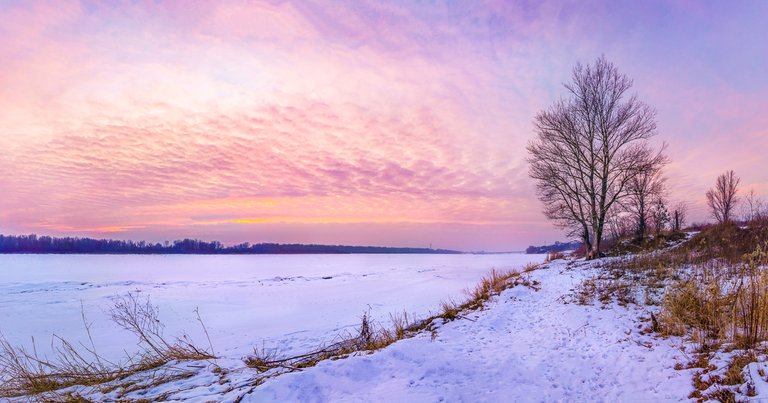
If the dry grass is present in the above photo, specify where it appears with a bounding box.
[588,220,768,349]
[606,231,688,257]
[436,266,539,319]
[573,277,636,306]
[245,309,432,375]
[681,353,714,371]
[658,243,768,350]
[569,231,693,308]
[658,277,731,346]
[605,221,768,279]
[545,251,566,262]
[686,351,758,402]
[0,293,214,399]
[722,352,756,385]
[465,268,541,309]
[439,299,462,321]
[703,387,737,402]
[599,220,768,399]
[659,221,768,267]
[732,247,768,347]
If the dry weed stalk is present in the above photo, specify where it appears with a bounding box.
[0,293,214,398]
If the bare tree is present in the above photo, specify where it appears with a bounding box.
[742,189,766,222]
[650,196,670,234]
[625,164,667,239]
[706,170,740,223]
[606,210,634,240]
[671,201,688,231]
[528,56,666,259]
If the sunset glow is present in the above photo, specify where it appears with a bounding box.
[1,1,767,251]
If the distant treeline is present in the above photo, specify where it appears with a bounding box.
[525,241,582,254]
[0,234,462,255]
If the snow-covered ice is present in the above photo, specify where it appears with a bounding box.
[0,253,544,361]
[41,258,694,401]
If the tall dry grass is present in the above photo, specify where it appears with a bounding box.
[571,221,768,399]
[658,243,768,349]
[545,251,566,262]
[579,221,768,351]
[0,293,213,398]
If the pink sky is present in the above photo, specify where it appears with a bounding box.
[1,0,767,251]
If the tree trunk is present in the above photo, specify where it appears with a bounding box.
[586,225,600,260]
[587,218,606,260]
[581,227,593,259]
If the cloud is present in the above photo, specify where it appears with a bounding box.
[1,0,767,249]
[0,97,534,237]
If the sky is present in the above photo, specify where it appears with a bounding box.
[0,0,766,252]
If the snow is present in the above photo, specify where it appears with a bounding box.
[244,260,692,402]
[746,361,768,397]
[35,257,696,401]
[0,253,544,361]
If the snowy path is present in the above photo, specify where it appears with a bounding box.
[247,260,691,402]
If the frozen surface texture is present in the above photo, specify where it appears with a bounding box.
[16,257,695,401]
[0,254,544,360]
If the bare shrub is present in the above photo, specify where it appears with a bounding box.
[602,217,768,396]
[687,221,712,232]
[245,344,284,373]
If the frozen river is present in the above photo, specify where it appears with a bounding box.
[0,253,546,361]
